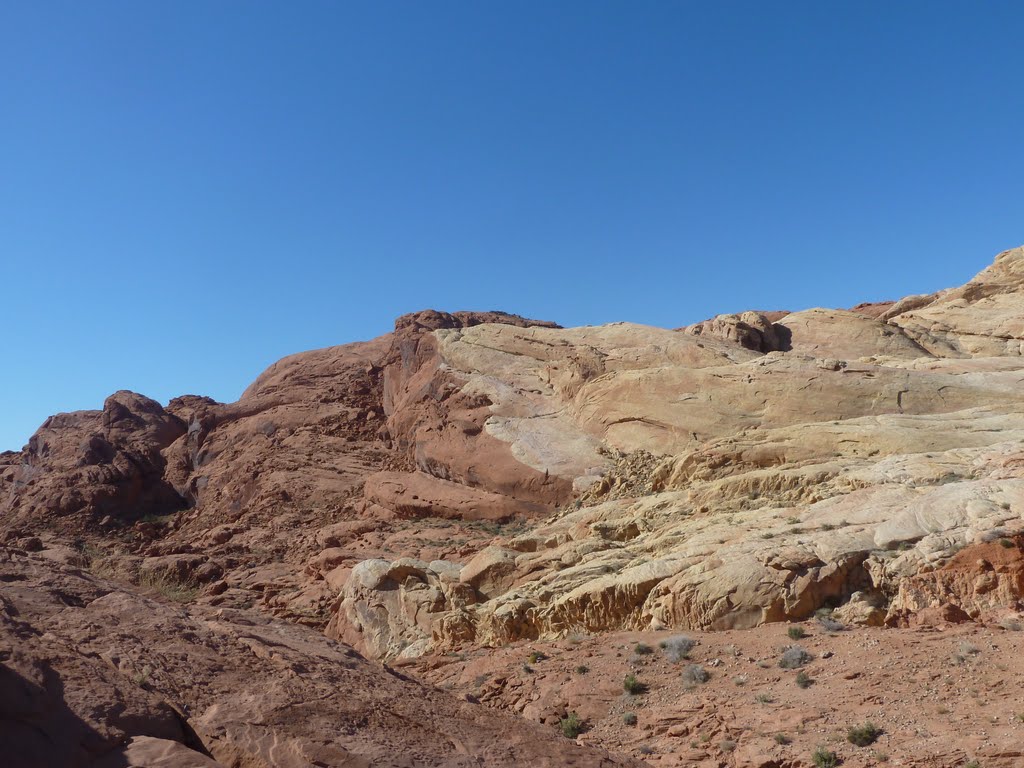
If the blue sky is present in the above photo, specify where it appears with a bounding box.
[2,2,1022,450]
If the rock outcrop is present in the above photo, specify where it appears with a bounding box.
[881,245,1024,357]
[4,247,1024,671]
[1,392,187,536]
[327,247,1024,657]
[0,546,638,767]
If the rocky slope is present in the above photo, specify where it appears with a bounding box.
[0,545,635,767]
[2,246,1024,766]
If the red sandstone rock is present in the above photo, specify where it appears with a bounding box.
[0,547,639,767]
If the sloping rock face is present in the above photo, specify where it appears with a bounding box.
[882,245,1024,356]
[0,311,566,630]
[329,247,1024,658]
[0,546,638,768]
[4,247,1024,671]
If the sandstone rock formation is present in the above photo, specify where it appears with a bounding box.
[0,545,637,767]
[1,391,186,536]
[4,246,1024,765]
[325,247,1024,658]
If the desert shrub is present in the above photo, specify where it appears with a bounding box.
[681,664,710,684]
[560,712,584,738]
[623,674,647,694]
[756,693,774,704]
[622,711,637,726]
[819,618,843,634]
[131,664,152,687]
[779,646,813,669]
[788,626,808,640]
[796,671,813,688]
[575,664,590,674]
[659,635,695,662]
[634,642,654,655]
[74,543,124,579]
[720,739,736,752]
[812,746,840,768]
[528,651,547,664]
[958,640,980,656]
[817,613,846,632]
[137,569,198,603]
[139,512,175,525]
[775,733,791,745]
[848,721,882,746]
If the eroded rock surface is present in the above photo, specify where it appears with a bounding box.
[329,248,1024,657]
[0,547,638,767]
[4,246,1024,768]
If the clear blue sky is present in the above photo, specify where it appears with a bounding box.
[2,2,1022,450]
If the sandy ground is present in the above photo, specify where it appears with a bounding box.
[411,617,1024,767]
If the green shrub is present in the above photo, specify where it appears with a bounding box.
[847,721,882,746]
[623,674,647,694]
[812,746,840,768]
[575,664,590,674]
[796,671,813,688]
[788,626,808,640]
[622,711,637,726]
[560,712,584,738]
[634,642,654,655]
